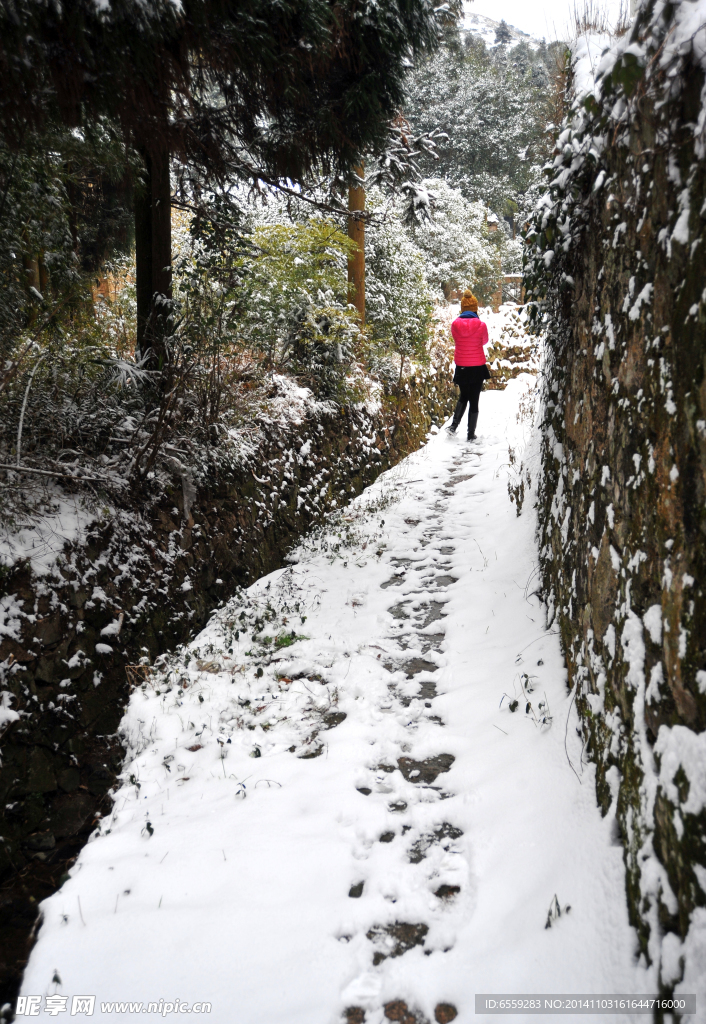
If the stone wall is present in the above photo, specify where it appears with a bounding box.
[0,368,456,1002]
[523,1,706,1003]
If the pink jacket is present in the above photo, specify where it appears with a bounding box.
[451,314,489,366]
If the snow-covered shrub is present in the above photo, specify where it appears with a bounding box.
[410,178,504,302]
[365,193,433,374]
[235,219,361,397]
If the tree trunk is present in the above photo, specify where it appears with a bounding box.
[135,145,172,362]
[347,165,365,325]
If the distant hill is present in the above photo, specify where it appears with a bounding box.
[460,9,543,49]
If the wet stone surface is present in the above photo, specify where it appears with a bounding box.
[398,753,455,784]
[420,633,445,653]
[409,823,464,864]
[415,602,446,628]
[403,658,438,678]
[367,921,429,965]
[417,681,438,700]
[388,603,411,620]
[398,679,438,708]
[432,575,457,588]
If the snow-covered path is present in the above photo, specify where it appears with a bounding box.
[21,377,654,1023]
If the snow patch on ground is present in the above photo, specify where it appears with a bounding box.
[0,492,100,577]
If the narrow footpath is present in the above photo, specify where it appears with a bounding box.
[20,376,654,1023]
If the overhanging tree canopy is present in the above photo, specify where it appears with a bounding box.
[1,0,451,353]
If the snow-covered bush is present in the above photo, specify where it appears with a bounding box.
[365,192,433,375]
[235,219,361,397]
[410,178,504,302]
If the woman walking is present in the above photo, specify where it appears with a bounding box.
[448,290,490,440]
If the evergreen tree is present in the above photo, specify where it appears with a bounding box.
[403,29,562,219]
[0,0,450,359]
[0,123,136,361]
[494,19,513,45]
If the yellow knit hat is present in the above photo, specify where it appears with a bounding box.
[460,289,478,312]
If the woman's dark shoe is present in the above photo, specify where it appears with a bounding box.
[467,412,478,440]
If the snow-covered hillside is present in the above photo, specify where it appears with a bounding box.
[19,369,654,1022]
[461,6,539,49]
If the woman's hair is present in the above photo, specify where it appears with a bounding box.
[460,289,478,312]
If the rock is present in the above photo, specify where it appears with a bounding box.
[22,831,56,852]
[398,753,454,784]
[402,658,437,678]
[87,766,113,795]
[435,1004,458,1022]
[409,823,463,864]
[16,747,57,795]
[384,1001,427,1023]
[32,612,63,647]
[343,1009,365,1024]
[434,884,461,899]
[367,921,429,964]
[57,767,80,793]
[51,793,94,838]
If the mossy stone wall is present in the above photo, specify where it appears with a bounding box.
[529,16,706,1002]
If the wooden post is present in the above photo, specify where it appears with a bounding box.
[348,164,365,324]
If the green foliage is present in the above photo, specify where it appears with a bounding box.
[235,219,362,398]
[494,20,513,46]
[0,0,448,197]
[0,134,77,361]
[0,123,135,367]
[0,0,450,385]
[274,633,308,649]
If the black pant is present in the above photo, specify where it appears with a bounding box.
[456,378,483,414]
[452,378,484,430]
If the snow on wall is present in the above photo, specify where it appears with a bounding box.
[523,0,706,1003]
